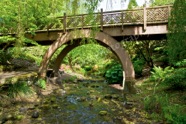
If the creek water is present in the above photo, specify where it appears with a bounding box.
[0,79,153,124]
[40,81,127,124]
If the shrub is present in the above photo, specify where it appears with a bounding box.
[105,63,123,84]
[133,59,145,77]
[162,68,186,90]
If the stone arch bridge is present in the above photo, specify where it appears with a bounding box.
[25,5,171,93]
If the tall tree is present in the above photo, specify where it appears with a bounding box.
[0,0,100,48]
[168,0,186,65]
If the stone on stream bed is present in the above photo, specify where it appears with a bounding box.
[39,104,51,109]
[13,114,24,120]
[52,104,60,109]
[32,111,39,118]
[77,96,86,102]
[104,94,120,100]
[104,94,112,99]
[1,113,24,123]
[99,111,108,116]
[54,88,66,95]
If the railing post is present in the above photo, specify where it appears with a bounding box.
[47,24,49,36]
[121,11,124,32]
[143,6,147,31]
[82,15,84,29]
[168,5,171,17]
[100,8,103,31]
[63,13,66,33]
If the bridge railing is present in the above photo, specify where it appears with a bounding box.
[146,5,171,23]
[0,5,172,35]
[41,5,171,32]
[37,5,172,32]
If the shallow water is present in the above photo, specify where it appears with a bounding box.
[40,81,126,124]
[0,80,153,124]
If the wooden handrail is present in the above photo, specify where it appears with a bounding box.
[0,5,172,34]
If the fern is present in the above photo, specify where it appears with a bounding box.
[150,66,174,94]
[150,66,174,82]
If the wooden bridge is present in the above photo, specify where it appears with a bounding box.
[28,5,172,93]
[27,5,172,44]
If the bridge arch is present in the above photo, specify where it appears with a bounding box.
[38,29,135,88]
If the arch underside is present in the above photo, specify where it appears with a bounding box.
[38,29,136,93]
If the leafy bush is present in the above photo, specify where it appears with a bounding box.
[105,63,123,84]
[133,59,145,77]
[162,68,186,90]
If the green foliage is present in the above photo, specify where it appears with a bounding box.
[20,46,48,65]
[133,59,145,77]
[150,0,175,6]
[128,0,138,9]
[163,104,186,123]
[175,59,186,67]
[0,0,100,49]
[162,68,186,90]
[83,65,92,71]
[36,79,46,89]
[122,40,168,71]
[0,49,13,65]
[62,43,114,76]
[105,63,123,84]
[64,43,110,67]
[168,0,186,65]
[7,81,33,98]
[144,94,186,123]
[144,94,169,114]
[0,36,15,44]
[150,66,174,82]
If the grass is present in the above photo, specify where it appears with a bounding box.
[6,81,33,98]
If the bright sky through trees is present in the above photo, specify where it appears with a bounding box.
[98,0,150,11]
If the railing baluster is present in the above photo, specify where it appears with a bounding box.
[100,9,103,31]
[82,15,84,29]
[143,6,147,31]
[63,13,66,33]
[121,11,124,32]
[168,5,171,17]
[47,24,49,36]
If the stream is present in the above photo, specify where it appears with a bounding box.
[0,79,153,124]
